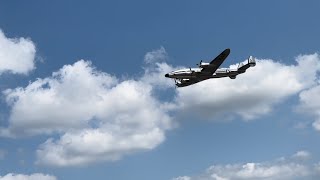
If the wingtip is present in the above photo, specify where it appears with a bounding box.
[224,48,231,55]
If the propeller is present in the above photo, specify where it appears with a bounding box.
[174,79,181,88]
[189,67,195,74]
[196,60,203,67]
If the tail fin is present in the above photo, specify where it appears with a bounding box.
[248,56,256,67]
[237,56,256,73]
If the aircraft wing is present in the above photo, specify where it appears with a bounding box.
[201,48,230,74]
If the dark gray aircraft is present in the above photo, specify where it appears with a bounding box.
[165,48,256,87]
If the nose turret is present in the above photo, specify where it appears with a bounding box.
[165,73,169,78]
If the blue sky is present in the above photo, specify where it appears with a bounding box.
[1,1,320,180]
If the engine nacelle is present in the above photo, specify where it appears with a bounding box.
[215,68,229,75]
[198,62,210,68]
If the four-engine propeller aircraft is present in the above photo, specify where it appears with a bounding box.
[165,48,256,87]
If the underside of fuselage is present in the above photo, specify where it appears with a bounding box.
[168,70,235,79]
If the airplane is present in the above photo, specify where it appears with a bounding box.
[164,48,256,87]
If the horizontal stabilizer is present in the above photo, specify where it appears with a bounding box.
[238,56,255,73]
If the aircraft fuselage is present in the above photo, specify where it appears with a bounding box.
[165,67,240,80]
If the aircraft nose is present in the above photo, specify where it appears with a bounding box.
[165,73,169,78]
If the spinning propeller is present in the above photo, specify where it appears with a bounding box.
[196,60,203,67]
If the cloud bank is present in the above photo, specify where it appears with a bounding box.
[1,47,320,167]
[171,54,320,120]
[0,29,36,75]
[2,59,172,167]
[173,151,320,180]
[298,83,320,131]
[0,173,56,180]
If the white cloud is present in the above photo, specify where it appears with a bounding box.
[2,47,320,168]
[314,163,320,174]
[1,60,172,166]
[313,120,320,131]
[205,163,309,180]
[172,176,191,180]
[141,50,320,122]
[0,173,56,180]
[173,151,319,180]
[142,62,177,88]
[36,124,168,166]
[2,60,117,136]
[142,47,179,88]
[170,54,320,120]
[0,29,36,75]
[292,150,311,160]
[144,46,168,64]
[298,83,320,131]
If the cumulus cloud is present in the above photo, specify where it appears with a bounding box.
[36,127,166,166]
[2,47,320,167]
[2,60,117,136]
[173,176,191,180]
[142,61,176,88]
[0,173,56,180]
[170,54,320,120]
[173,151,320,180]
[141,47,179,88]
[292,150,311,160]
[298,82,320,131]
[144,46,168,64]
[314,163,320,174]
[1,60,172,166]
[0,29,36,75]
